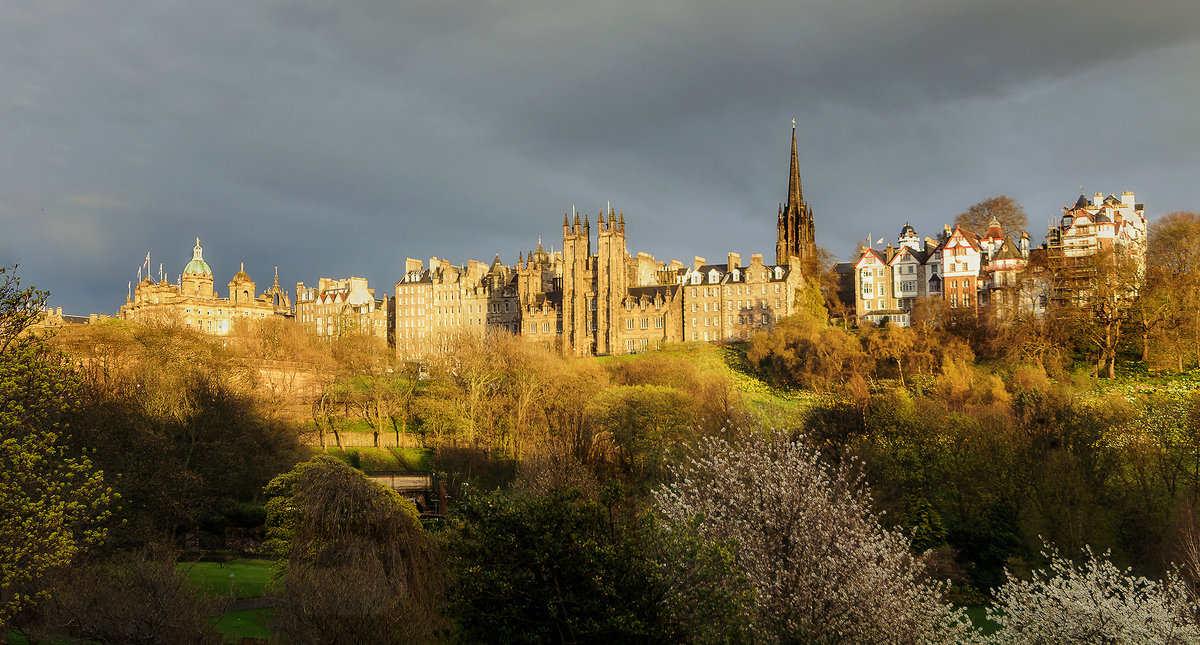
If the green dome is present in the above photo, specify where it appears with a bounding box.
[183,238,212,277]
[184,258,212,276]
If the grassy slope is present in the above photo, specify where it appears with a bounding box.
[182,559,274,642]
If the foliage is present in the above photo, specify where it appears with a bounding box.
[655,432,980,644]
[444,483,754,644]
[0,267,113,627]
[264,455,443,644]
[747,309,868,392]
[52,320,307,546]
[987,543,1200,644]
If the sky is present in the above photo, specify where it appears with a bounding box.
[2,0,1198,315]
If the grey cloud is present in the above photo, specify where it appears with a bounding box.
[0,1,1197,314]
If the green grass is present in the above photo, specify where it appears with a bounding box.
[964,605,1002,636]
[323,446,403,472]
[182,558,272,599]
[213,607,273,642]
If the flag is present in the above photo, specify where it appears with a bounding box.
[140,251,150,272]
[876,238,884,246]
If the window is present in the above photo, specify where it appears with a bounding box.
[762,314,770,325]
[626,318,634,330]
[543,322,551,334]
[774,284,780,293]
[530,323,537,334]
[691,288,697,298]
[692,303,698,312]
[640,339,649,351]
[963,294,971,307]
[775,299,781,309]
[655,316,663,328]
[640,317,648,329]
[864,301,871,311]
[627,340,636,352]
[951,294,958,308]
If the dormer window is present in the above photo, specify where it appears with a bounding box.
[708,269,720,283]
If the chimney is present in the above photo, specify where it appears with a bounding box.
[406,258,423,273]
[727,252,741,270]
[1094,192,1103,207]
[1121,191,1135,208]
[693,256,706,271]
[750,253,764,269]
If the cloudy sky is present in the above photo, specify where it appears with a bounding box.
[3,1,1198,314]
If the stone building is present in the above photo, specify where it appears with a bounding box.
[295,276,388,341]
[393,127,816,358]
[120,238,287,334]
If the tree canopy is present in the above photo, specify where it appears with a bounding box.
[0,266,113,626]
[953,195,1028,237]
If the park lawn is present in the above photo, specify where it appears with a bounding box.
[183,558,272,599]
[214,608,273,642]
[325,446,403,471]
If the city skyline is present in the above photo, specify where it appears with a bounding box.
[2,1,1198,314]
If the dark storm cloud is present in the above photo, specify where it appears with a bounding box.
[1,1,1198,313]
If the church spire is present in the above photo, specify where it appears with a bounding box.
[788,120,802,209]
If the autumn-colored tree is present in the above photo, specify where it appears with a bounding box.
[953,195,1028,237]
[1148,212,1200,369]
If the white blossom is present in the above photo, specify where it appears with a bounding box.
[988,543,1200,644]
[654,431,980,644]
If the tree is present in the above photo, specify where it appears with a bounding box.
[1148,212,1200,369]
[585,384,697,482]
[27,545,221,645]
[954,196,1028,237]
[444,483,753,644]
[264,455,444,644]
[655,432,980,644]
[987,543,1200,644]
[0,267,114,629]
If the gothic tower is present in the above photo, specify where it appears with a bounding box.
[562,212,592,355]
[595,207,627,355]
[776,124,817,269]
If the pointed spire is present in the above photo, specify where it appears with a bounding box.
[618,210,624,232]
[788,121,802,209]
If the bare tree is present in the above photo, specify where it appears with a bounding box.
[954,195,1028,237]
